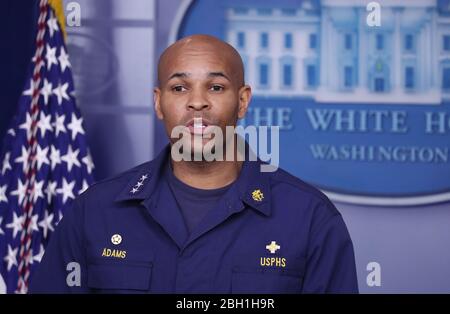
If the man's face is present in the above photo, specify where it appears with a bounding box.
[154,40,251,157]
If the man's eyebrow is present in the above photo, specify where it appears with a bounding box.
[208,72,230,81]
[167,72,189,81]
[166,71,231,82]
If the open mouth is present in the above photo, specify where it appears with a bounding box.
[185,117,213,135]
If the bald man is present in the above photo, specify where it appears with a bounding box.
[29,35,358,294]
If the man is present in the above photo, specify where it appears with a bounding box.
[29,34,358,293]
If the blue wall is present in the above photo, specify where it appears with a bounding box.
[0,1,37,146]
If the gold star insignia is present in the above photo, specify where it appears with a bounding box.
[252,189,264,202]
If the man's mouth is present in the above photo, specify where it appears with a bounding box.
[185,117,214,135]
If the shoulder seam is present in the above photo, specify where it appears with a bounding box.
[270,175,333,206]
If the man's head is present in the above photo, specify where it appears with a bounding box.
[154,34,251,157]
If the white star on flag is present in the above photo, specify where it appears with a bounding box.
[37,112,53,138]
[67,113,85,140]
[57,178,75,203]
[19,113,33,140]
[53,82,70,105]
[61,145,81,172]
[0,185,8,204]
[22,79,36,97]
[82,153,95,174]
[29,214,40,233]
[53,114,67,136]
[14,146,29,173]
[45,44,58,70]
[35,145,50,171]
[10,179,27,206]
[4,245,18,272]
[47,14,59,38]
[49,145,62,170]
[31,180,45,203]
[0,217,4,235]
[1,152,12,175]
[38,211,54,239]
[58,47,71,72]
[40,78,53,105]
[45,181,58,203]
[6,212,24,239]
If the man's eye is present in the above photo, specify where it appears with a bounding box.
[172,85,186,92]
[210,85,224,92]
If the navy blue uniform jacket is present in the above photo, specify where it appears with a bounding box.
[29,146,359,293]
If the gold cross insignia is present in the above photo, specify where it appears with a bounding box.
[252,189,264,202]
[266,241,280,254]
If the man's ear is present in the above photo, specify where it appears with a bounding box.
[237,85,252,119]
[153,87,164,120]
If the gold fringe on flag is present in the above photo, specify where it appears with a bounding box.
[48,0,67,41]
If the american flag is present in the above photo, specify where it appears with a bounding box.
[0,0,94,294]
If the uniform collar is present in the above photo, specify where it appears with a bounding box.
[114,144,272,217]
[232,155,272,216]
[114,145,170,203]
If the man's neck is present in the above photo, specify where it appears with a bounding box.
[170,158,243,190]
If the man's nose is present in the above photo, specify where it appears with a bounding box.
[187,88,210,111]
